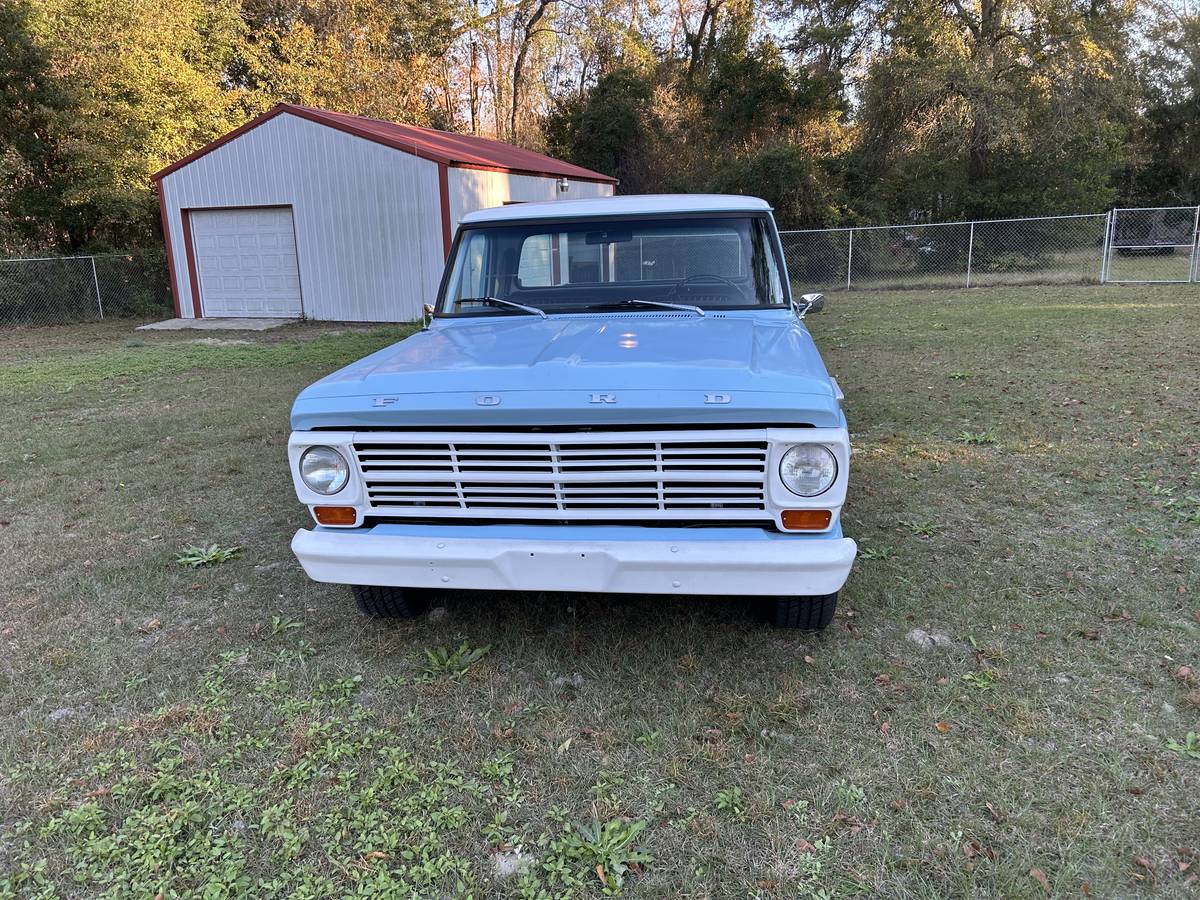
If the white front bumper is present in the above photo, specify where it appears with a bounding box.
[291,525,857,597]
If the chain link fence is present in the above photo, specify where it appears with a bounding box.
[1104,206,1200,283]
[781,207,1200,293]
[0,250,174,327]
[5,208,1198,327]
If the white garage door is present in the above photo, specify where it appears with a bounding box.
[190,207,303,317]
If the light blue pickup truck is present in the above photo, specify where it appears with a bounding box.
[288,195,856,629]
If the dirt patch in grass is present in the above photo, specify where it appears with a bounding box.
[1,285,1198,896]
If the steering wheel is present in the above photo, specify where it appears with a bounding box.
[672,273,740,296]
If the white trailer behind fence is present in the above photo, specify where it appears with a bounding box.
[779,206,1200,292]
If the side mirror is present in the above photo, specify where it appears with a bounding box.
[794,292,825,318]
[423,303,435,328]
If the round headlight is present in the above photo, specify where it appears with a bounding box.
[299,446,349,495]
[779,444,837,497]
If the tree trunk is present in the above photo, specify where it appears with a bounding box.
[510,0,556,142]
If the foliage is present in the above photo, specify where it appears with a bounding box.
[0,1,1195,253]
[176,544,243,568]
[544,67,658,191]
[22,0,248,250]
[708,141,843,228]
[957,429,997,446]
[419,642,493,679]
[1164,731,1200,759]
[552,814,653,893]
[1127,2,1200,205]
[713,785,746,815]
[853,0,1138,220]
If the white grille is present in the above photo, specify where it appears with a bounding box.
[352,432,770,521]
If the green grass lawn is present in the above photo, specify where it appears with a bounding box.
[1,286,1198,898]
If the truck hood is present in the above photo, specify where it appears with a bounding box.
[291,311,843,429]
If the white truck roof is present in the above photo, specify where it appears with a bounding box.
[460,193,773,225]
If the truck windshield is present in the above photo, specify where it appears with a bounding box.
[439,215,788,315]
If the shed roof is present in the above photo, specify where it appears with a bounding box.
[151,103,617,185]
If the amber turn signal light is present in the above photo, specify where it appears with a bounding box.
[781,509,832,531]
[313,505,357,526]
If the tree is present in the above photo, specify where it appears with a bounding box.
[0,0,71,251]
[544,66,659,190]
[0,0,1184,253]
[855,0,1138,219]
[708,141,842,227]
[1129,3,1200,204]
[20,0,248,249]
[236,0,459,123]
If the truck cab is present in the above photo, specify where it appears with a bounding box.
[288,195,856,629]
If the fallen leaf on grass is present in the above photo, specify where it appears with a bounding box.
[935,721,952,733]
[1030,867,1051,894]
[1079,629,1100,641]
[1103,610,1132,624]
[137,618,162,634]
[795,838,816,853]
[963,840,997,861]
[596,864,607,886]
[831,812,870,835]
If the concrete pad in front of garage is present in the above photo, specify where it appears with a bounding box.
[137,317,298,332]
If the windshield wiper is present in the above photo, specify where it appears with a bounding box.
[587,298,705,317]
[453,296,547,318]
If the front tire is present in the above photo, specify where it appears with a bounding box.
[351,585,432,619]
[766,592,838,630]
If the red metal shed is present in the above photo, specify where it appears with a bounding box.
[152,104,616,321]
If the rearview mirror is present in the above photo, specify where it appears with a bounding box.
[794,292,825,318]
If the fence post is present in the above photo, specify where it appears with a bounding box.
[89,255,104,318]
[965,221,975,288]
[846,229,853,291]
[1099,210,1113,284]
[1190,205,1200,284]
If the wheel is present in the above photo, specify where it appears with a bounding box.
[351,585,432,619]
[764,592,838,630]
